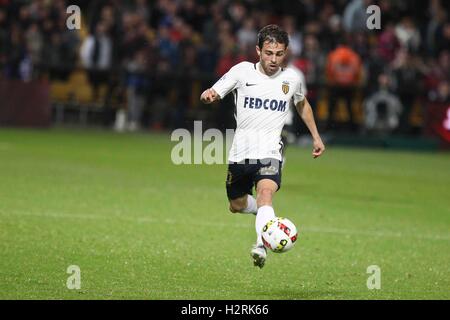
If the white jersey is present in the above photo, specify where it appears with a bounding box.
[285,63,307,126]
[212,61,305,162]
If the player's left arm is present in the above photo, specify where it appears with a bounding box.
[295,98,325,158]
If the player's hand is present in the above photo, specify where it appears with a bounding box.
[312,137,325,158]
[200,88,219,104]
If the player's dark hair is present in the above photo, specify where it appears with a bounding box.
[257,24,289,49]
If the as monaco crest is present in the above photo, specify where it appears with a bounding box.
[282,81,289,94]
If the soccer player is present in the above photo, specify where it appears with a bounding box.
[200,25,325,268]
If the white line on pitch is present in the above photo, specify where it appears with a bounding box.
[1,210,449,242]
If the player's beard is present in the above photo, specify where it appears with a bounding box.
[264,62,279,76]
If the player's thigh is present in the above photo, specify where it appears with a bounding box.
[254,158,282,195]
[226,162,253,202]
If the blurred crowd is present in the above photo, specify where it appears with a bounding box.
[0,0,449,135]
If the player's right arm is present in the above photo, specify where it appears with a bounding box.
[200,63,243,105]
[200,88,220,104]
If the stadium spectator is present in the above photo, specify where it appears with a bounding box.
[155,23,179,68]
[215,20,246,77]
[435,21,450,56]
[395,16,421,53]
[299,33,326,87]
[226,1,246,31]
[425,80,450,142]
[425,1,447,57]
[342,0,371,33]
[424,50,450,101]
[291,33,326,129]
[376,21,400,64]
[282,16,302,58]
[0,9,7,77]
[433,81,450,104]
[1,0,448,137]
[125,49,149,132]
[130,0,151,23]
[149,56,173,131]
[237,18,258,53]
[320,14,344,52]
[364,73,403,134]
[179,0,206,33]
[4,24,27,80]
[80,21,112,102]
[325,41,363,132]
[391,49,424,134]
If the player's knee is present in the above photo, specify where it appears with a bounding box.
[229,198,247,213]
[229,203,245,213]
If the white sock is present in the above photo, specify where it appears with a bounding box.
[242,195,257,215]
[255,205,275,247]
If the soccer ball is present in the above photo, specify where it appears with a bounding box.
[261,217,298,253]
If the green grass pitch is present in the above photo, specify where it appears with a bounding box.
[0,128,449,299]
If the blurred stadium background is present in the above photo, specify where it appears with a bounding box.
[0,0,449,300]
[0,0,449,148]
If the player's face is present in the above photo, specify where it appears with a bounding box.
[256,41,287,76]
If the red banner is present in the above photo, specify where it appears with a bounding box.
[426,102,450,146]
[0,79,51,127]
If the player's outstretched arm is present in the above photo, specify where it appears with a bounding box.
[296,98,325,158]
[200,88,220,104]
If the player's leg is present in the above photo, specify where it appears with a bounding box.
[226,162,257,214]
[250,159,282,268]
[249,178,278,268]
[229,195,257,214]
[255,178,278,244]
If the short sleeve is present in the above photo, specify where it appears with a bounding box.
[292,69,307,106]
[211,64,242,99]
[293,81,305,105]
